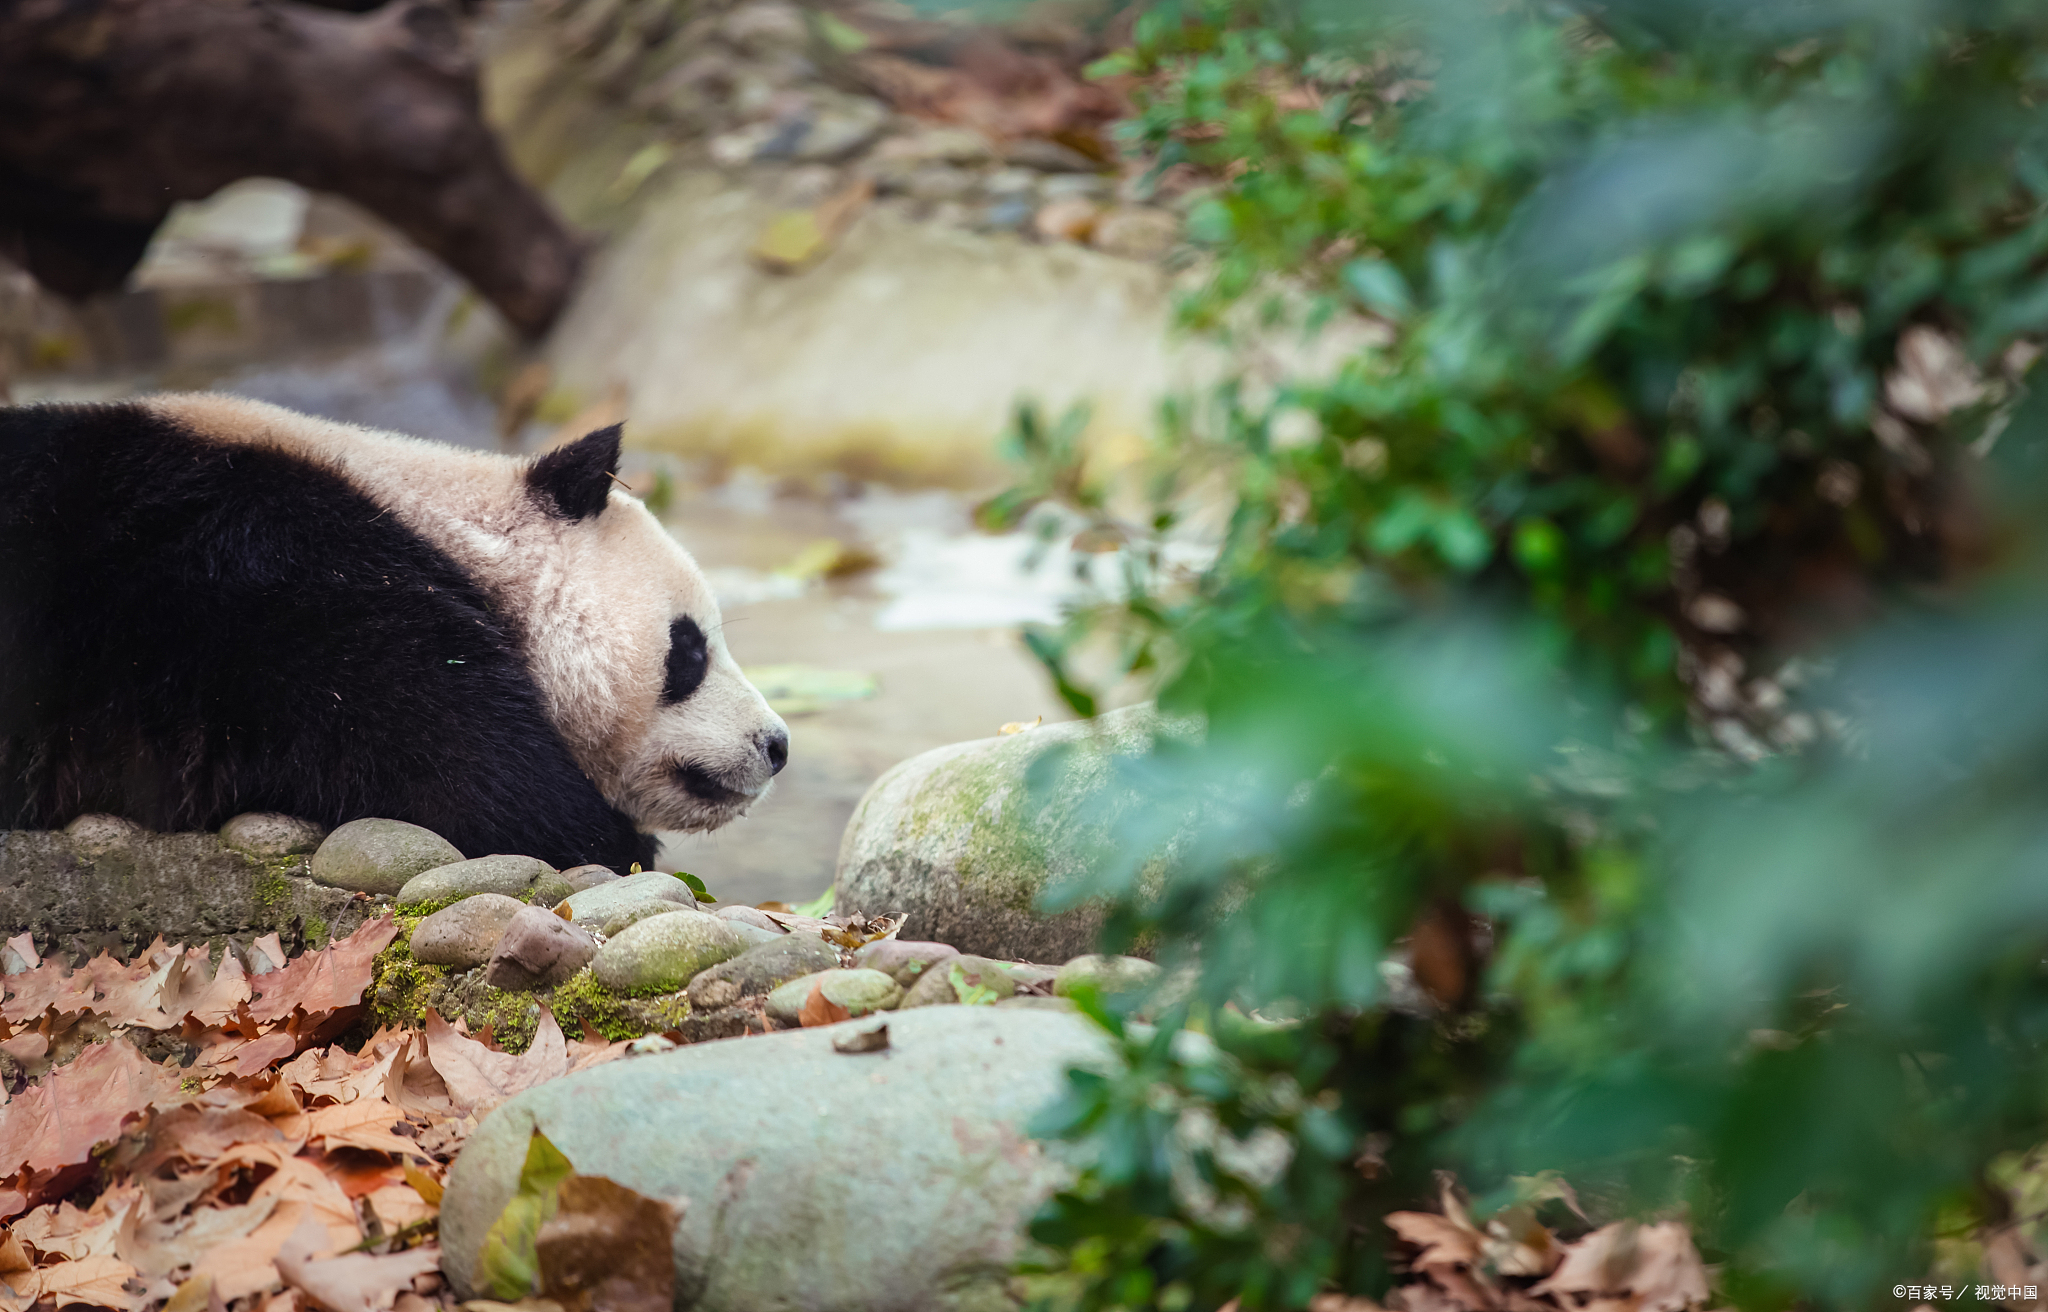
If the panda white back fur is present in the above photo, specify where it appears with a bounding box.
[0,394,787,872]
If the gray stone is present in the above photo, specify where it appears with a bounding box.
[410,894,529,969]
[713,904,783,934]
[560,870,697,934]
[485,906,597,991]
[311,819,463,896]
[851,939,958,989]
[789,96,890,163]
[591,910,747,993]
[559,864,620,893]
[1040,174,1114,202]
[64,814,144,859]
[441,1008,1110,1310]
[835,705,1197,961]
[1005,962,1060,991]
[529,872,575,908]
[996,995,1078,1012]
[724,920,785,949]
[906,165,976,203]
[686,934,842,1010]
[900,954,1018,1009]
[982,167,1039,198]
[1093,208,1180,261]
[1055,953,1162,999]
[0,827,384,963]
[763,968,902,1025]
[395,854,555,908]
[218,813,328,859]
[1002,139,1102,172]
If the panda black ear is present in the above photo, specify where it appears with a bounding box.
[527,424,623,521]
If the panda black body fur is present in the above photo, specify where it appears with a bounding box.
[0,397,787,872]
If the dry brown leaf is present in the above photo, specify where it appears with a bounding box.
[9,1251,142,1310]
[248,919,399,1028]
[0,1040,183,1184]
[361,1182,434,1234]
[422,1010,567,1115]
[381,1038,456,1122]
[797,985,851,1029]
[74,946,176,1029]
[123,1195,280,1280]
[2,957,99,1027]
[534,1175,681,1312]
[305,1102,420,1160]
[187,1198,313,1303]
[1534,1221,1707,1312]
[4,935,40,974]
[128,1106,283,1177]
[273,1215,438,1312]
[11,1189,136,1262]
[1386,1211,1482,1270]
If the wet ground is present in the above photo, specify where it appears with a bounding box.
[16,334,1078,907]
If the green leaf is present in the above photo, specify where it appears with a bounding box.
[672,871,715,904]
[791,886,836,918]
[1341,258,1414,319]
[474,1130,576,1300]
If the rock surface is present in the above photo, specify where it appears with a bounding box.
[485,906,597,991]
[311,819,464,895]
[835,705,1194,961]
[440,1008,1110,1311]
[410,894,529,970]
[685,935,840,1010]
[1055,954,1161,999]
[560,871,698,935]
[396,854,555,908]
[591,910,747,993]
[559,864,619,893]
[852,938,959,988]
[763,968,901,1024]
[218,813,328,859]
[900,954,1018,1009]
[0,822,384,963]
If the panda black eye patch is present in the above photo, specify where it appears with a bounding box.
[663,616,710,704]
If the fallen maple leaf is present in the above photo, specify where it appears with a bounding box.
[5,1252,141,1310]
[273,1215,437,1312]
[0,1041,182,1192]
[422,1009,567,1115]
[304,1102,421,1160]
[248,918,399,1028]
[534,1174,681,1312]
[1533,1221,1708,1312]
[798,984,851,1029]
[161,950,251,1030]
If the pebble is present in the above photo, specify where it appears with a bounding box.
[559,864,620,893]
[765,969,903,1025]
[789,97,890,163]
[310,819,463,895]
[905,165,975,203]
[714,904,785,934]
[560,870,697,934]
[851,939,958,988]
[996,995,1078,1012]
[485,905,598,991]
[982,167,1039,198]
[218,813,328,859]
[1001,138,1102,172]
[1093,208,1180,261]
[1004,962,1060,991]
[869,126,992,167]
[591,909,748,993]
[724,921,785,948]
[395,854,556,908]
[411,893,529,970]
[687,934,842,1010]
[1034,197,1100,243]
[64,814,145,859]
[1054,953,1161,999]
[899,954,1018,1008]
[978,198,1034,232]
[1039,173,1113,202]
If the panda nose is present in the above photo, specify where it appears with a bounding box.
[759,727,789,776]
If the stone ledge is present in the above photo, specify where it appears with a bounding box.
[0,821,391,965]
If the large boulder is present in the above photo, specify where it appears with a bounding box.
[834,705,1197,961]
[439,1007,1111,1311]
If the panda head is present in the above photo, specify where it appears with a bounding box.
[521,425,789,835]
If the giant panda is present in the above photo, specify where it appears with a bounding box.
[0,394,788,873]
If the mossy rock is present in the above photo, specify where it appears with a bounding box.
[370,932,689,1051]
[833,705,1196,962]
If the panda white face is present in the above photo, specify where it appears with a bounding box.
[514,427,790,835]
[147,395,789,839]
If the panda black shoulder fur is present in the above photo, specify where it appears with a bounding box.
[0,394,788,872]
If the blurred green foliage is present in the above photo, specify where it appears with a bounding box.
[1002,1,2048,1307]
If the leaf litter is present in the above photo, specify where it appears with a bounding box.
[0,917,649,1312]
[0,920,1740,1312]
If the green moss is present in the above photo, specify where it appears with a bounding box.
[551,968,654,1042]
[395,896,462,917]
[303,916,330,946]
[368,933,446,1032]
[254,863,294,916]
[465,990,543,1052]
